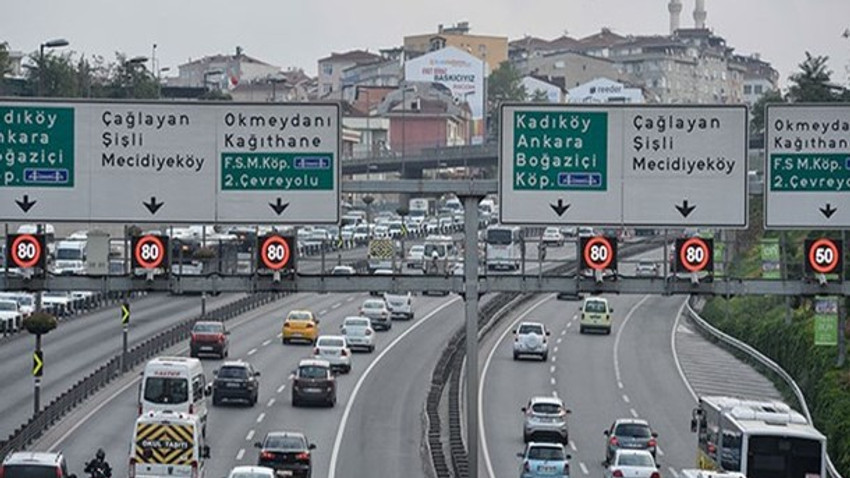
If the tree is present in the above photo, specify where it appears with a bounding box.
[26,50,81,97]
[787,52,839,103]
[530,88,550,102]
[0,42,11,95]
[487,61,526,138]
[107,53,159,99]
[749,89,784,135]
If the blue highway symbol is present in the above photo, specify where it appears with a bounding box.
[294,156,331,170]
[24,168,69,184]
[557,172,602,188]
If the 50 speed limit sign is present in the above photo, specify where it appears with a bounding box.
[6,233,46,269]
[675,237,714,273]
[805,238,843,275]
[257,234,295,271]
[580,235,617,271]
[131,235,169,270]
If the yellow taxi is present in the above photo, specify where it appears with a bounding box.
[282,309,320,344]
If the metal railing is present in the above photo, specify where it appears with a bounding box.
[685,297,843,478]
[0,292,284,460]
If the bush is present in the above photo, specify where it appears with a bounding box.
[23,312,58,335]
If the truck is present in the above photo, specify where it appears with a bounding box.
[129,410,210,478]
[408,198,436,225]
[367,238,397,272]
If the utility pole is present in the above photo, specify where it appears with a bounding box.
[460,194,483,478]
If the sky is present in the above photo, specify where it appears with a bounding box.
[3,0,849,88]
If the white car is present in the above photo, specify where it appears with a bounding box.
[541,227,565,247]
[384,292,414,320]
[513,321,549,361]
[603,449,660,478]
[373,224,390,239]
[359,298,391,331]
[406,244,426,269]
[313,335,351,373]
[227,466,275,478]
[340,316,375,353]
[331,265,356,275]
[0,299,21,333]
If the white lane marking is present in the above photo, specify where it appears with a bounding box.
[556,337,563,344]
[332,303,341,309]
[630,408,639,418]
[246,430,255,441]
[319,309,328,315]
[569,440,577,452]
[668,466,679,478]
[552,391,559,398]
[236,449,245,461]
[613,295,651,387]
[671,299,698,401]
[256,413,266,423]
[479,294,554,478]
[657,445,665,456]
[622,394,630,403]
[262,339,271,346]
[247,348,258,356]
[277,384,286,393]
[561,328,567,335]
[553,346,559,353]
[579,462,589,475]
[328,297,461,478]
[550,365,556,373]
[267,398,275,407]
[572,314,577,320]
[277,332,283,338]
[346,296,354,302]
[550,355,556,363]
[550,377,556,386]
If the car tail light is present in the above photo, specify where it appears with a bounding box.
[128,459,136,478]
[340,327,347,335]
[523,461,530,472]
[612,471,624,478]
[365,329,372,336]
[563,463,570,475]
[305,323,314,329]
[55,467,62,478]
[283,322,291,328]
[650,473,660,478]
[260,451,275,461]
[610,436,619,446]
[296,452,310,462]
[648,438,657,448]
[190,333,197,342]
[138,404,143,415]
[217,333,225,343]
[189,403,194,414]
[190,461,198,478]
[341,349,349,356]
[0,466,5,478]
[313,347,319,355]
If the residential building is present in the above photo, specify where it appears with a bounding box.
[522,76,564,103]
[520,50,625,90]
[567,77,645,103]
[229,68,314,102]
[734,53,780,105]
[317,49,383,99]
[404,22,507,72]
[170,47,280,90]
[340,58,402,102]
[5,50,25,78]
[342,90,391,158]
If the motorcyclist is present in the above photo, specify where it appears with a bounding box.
[84,449,112,478]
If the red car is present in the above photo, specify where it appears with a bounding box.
[190,321,230,359]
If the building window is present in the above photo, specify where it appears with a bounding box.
[429,37,446,51]
[744,85,752,95]
[322,63,333,76]
[322,84,332,94]
[754,85,763,95]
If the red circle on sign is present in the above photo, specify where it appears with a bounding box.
[583,236,614,270]
[261,235,291,270]
[11,234,42,269]
[809,238,840,274]
[679,237,711,273]
[134,235,166,269]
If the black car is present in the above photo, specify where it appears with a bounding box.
[212,361,260,406]
[291,359,336,407]
[255,431,315,478]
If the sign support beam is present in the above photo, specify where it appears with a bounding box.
[461,194,483,478]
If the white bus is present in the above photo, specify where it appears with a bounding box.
[485,225,523,271]
[690,396,826,478]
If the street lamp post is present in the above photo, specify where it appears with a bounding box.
[124,56,148,98]
[38,38,69,97]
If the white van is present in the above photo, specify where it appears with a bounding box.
[139,357,209,435]
[52,240,87,275]
[129,410,210,478]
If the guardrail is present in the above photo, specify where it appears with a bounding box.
[685,297,843,478]
[0,291,284,461]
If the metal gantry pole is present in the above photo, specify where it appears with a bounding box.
[461,195,482,478]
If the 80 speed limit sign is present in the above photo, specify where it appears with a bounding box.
[805,238,843,275]
[675,237,714,273]
[131,235,169,270]
[257,234,295,271]
[580,235,617,271]
[6,233,46,270]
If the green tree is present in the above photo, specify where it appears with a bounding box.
[787,52,839,102]
[0,42,11,95]
[487,61,526,138]
[27,50,81,97]
[107,53,159,99]
[530,88,550,102]
[749,89,784,135]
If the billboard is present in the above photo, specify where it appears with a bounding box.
[405,47,486,144]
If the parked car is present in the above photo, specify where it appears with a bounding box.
[522,396,571,444]
[340,316,375,353]
[359,298,391,331]
[190,321,230,359]
[312,335,352,373]
[517,442,571,478]
[291,358,336,407]
[212,360,260,406]
[255,431,315,478]
[604,418,659,464]
[513,321,550,361]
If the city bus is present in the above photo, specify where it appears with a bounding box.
[690,396,826,478]
[484,225,523,271]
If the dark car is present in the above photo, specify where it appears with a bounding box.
[291,359,336,407]
[212,361,260,406]
[190,321,230,359]
[604,418,658,464]
[255,431,315,478]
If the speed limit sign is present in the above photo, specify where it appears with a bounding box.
[131,235,169,270]
[675,237,714,273]
[805,238,842,275]
[580,235,617,271]
[257,234,295,271]
[6,234,46,269]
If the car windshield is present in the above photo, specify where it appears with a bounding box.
[319,338,345,348]
[287,311,313,321]
[345,319,369,328]
[362,301,384,309]
[532,403,563,414]
[615,424,652,438]
[518,324,544,335]
[584,301,607,313]
[2,465,61,478]
[410,246,424,254]
[218,366,248,379]
[143,377,189,404]
[486,229,514,244]
[193,322,223,333]
[298,365,328,379]
[0,301,17,311]
[264,435,306,451]
[617,453,655,466]
[528,446,565,461]
[230,473,271,478]
[544,228,559,235]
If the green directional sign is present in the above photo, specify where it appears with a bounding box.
[770,154,850,192]
[0,106,75,188]
[221,153,334,191]
[814,296,839,346]
[511,110,608,191]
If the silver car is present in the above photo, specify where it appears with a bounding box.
[360,298,391,331]
[384,292,414,320]
[312,335,351,373]
[512,321,550,361]
[522,396,571,444]
[340,316,374,353]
